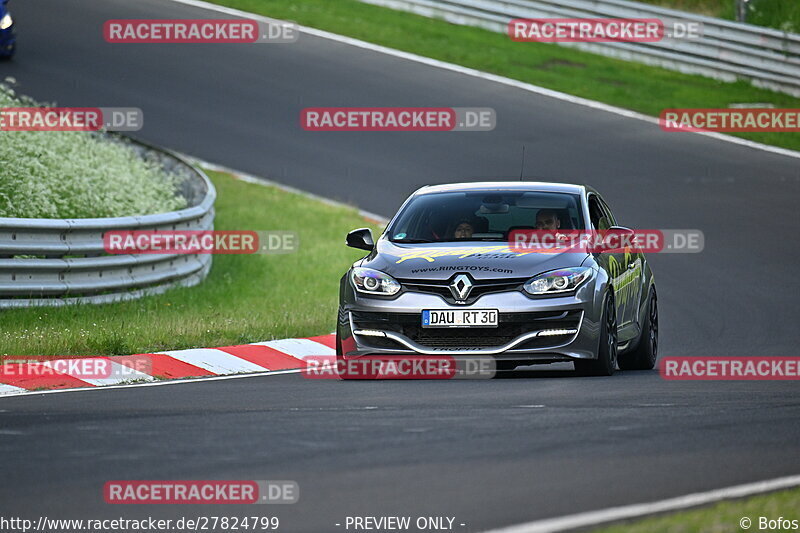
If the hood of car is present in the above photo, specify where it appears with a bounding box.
[361,240,589,281]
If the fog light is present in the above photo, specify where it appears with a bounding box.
[354,329,386,337]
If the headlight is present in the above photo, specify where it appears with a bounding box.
[524,267,592,295]
[0,14,12,30]
[350,267,401,296]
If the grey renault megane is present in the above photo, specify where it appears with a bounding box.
[336,182,658,376]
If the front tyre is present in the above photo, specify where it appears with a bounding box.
[335,327,357,380]
[619,289,658,370]
[575,293,617,376]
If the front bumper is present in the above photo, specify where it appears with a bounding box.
[339,280,604,362]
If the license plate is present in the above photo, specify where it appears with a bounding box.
[422,309,498,328]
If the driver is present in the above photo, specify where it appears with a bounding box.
[535,209,561,230]
[534,209,573,251]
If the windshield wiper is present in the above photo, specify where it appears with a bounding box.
[391,238,435,243]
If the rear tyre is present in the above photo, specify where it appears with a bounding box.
[618,289,658,370]
[575,294,617,376]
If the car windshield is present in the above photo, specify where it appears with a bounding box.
[387,190,585,243]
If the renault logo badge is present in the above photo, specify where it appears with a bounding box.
[449,274,473,302]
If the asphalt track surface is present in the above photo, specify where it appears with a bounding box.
[2,1,800,531]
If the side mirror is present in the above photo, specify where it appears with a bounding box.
[609,225,634,234]
[597,226,637,254]
[346,228,374,251]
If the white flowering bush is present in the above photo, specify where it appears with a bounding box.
[0,82,187,218]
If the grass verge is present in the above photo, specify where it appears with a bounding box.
[0,169,381,358]
[636,0,733,18]
[593,485,800,532]
[636,0,800,33]
[205,0,800,152]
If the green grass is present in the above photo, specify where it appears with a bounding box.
[205,0,800,151]
[635,0,732,18]
[636,0,800,33]
[593,486,800,532]
[747,1,800,33]
[0,83,186,219]
[0,170,381,358]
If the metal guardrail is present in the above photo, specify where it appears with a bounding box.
[361,0,800,97]
[0,137,216,308]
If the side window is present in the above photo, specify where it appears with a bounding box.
[598,197,617,228]
[588,195,610,230]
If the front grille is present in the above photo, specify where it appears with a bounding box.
[405,328,518,348]
[351,310,581,350]
[399,277,527,305]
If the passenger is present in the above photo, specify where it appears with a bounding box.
[453,219,474,239]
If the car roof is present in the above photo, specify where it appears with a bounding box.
[413,181,590,196]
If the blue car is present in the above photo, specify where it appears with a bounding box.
[0,0,15,59]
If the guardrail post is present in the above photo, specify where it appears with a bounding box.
[735,0,749,23]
